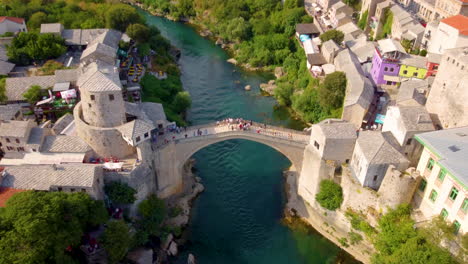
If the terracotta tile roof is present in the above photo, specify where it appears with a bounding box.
[0,187,26,207]
[0,16,24,24]
[441,15,468,36]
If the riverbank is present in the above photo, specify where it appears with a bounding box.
[284,170,373,264]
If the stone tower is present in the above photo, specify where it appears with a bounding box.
[77,62,126,128]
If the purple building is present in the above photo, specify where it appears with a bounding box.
[370,39,407,86]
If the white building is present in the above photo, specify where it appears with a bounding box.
[351,131,409,190]
[0,16,27,35]
[413,126,468,235]
[424,15,468,54]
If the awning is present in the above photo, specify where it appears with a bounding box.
[375,114,385,124]
[104,162,124,170]
[383,75,401,82]
[315,7,321,11]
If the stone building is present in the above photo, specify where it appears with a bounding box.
[0,105,22,122]
[350,131,409,190]
[316,0,341,10]
[370,39,406,86]
[0,16,27,35]
[321,39,341,63]
[390,5,425,49]
[370,0,393,40]
[399,54,428,79]
[395,0,468,21]
[309,119,357,163]
[423,15,468,54]
[329,1,354,28]
[0,164,104,199]
[382,105,434,165]
[335,49,375,129]
[0,120,39,153]
[425,47,468,128]
[413,126,468,235]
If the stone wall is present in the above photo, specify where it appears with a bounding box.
[74,102,135,158]
[80,88,126,128]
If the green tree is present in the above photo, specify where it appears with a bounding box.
[126,23,151,43]
[28,11,48,30]
[22,85,42,104]
[6,32,66,65]
[104,182,137,204]
[318,71,346,110]
[0,78,7,102]
[358,10,368,30]
[319,29,344,44]
[0,191,107,263]
[274,82,294,106]
[137,195,167,236]
[223,17,252,41]
[172,91,192,113]
[101,220,132,264]
[315,180,343,210]
[401,39,414,52]
[106,4,142,32]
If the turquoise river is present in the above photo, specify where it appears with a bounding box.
[141,11,360,264]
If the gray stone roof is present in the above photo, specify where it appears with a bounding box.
[80,29,108,45]
[78,62,121,92]
[321,40,340,55]
[40,23,63,34]
[415,126,468,188]
[296,23,320,35]
[52,113,74,135]
[317,119,357,139]
[55,69,78,83]
[1,164,101,190]
[41,135,91,153]
[141,102,167,125]
[91,29,122,49]
[0,104,21,121]
[62,29,82,45]
[0,120,32,138]
[336,22,362,37]
[396,79,429,105]
[80,42,117,63]
[427,53,442,64]
[350,41,376,63]
[378,39,406,54]
[5,75,55,101]
[307,53,327,66]
[334,49,374,109]
[390,105,434,133]
[26,127,44,145]
[0,60,14,75]
[0,45,8,61]
[118,119,155,142]
[357,131,408,165]
[400,54,427,68]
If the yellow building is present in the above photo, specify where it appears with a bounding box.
[399,54,428,79]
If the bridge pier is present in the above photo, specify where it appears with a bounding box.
[154,142,184,198]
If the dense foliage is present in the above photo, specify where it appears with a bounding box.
[372,205,457,264]
[318,71,346,110]
[137,195,167,237]
[0,77,7,102]
[22,85,44,104]
[101,220,132,264]
[358,10,368,30]
[315,179,343,210]
[104,182,137,205]
[6,32,66,65]
[319,29,344,45]
[0,191,107,263]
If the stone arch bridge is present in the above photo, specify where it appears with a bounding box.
[153,122,310,198]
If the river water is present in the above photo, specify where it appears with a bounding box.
[141,11,359,264]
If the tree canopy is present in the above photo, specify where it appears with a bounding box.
[0,191,107,263]
[104,182,137,205]
[22,85,43,104]
[6,32,66,65]
[315,180,343,211]
[101,220,132,264]
[318,71,346,110]
[106,4,143,32]
[319,30,345,45]
[126,23,151,43]
[137,195,167,236]
[172,91,192,114]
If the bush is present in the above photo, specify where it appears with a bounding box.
[339,237,349,247]
[315,180,343,210]
[345,209,376,237]
[22,85,43,104]
[318,71,346,110]
[105,182,137,204]
[349,231,363,245]
[6,32,66,65]
[358,10,368,30]
[101,220,132,264]
[319,29,344,45]
[138,195,167,236]
[419,49,427,56]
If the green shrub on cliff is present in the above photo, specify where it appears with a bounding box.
[105,182,137,204]
[315,180,343,211]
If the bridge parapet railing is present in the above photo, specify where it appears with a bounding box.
[179,121,310,135]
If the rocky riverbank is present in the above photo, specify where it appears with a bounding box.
[283,170,373,264]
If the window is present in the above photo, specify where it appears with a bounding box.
[427,158,434,170]
[384,67,388,71]
[15,139,20,143]
[109,94,114,101]
[17,147,24,152]
[386,81,392,85]
[373,175,378,181]
[437,169,446,182]
[97,179,100,184]
[144,132,149,138]
[453,221,461,235]
[452,59,455,64]
[440,208,448,220]
[418,179,427,192]
[6,138,10,143]
[429,189,438,202]
[58,187,62,191]
[136,136,141,142]
[314,140,320,150]
[390,68,394,72]
[413,72,418,77]
[81,189,86,192]
[449,187,459,201]
[6,146,13,151]
[88,103,91,108]
[90,95,95,100]
[70,188,75,192]
[403,70,408,74]
[406,138,412,145]
[461,199,468,213]
[32,149,36,152]
[433,65,438,70]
